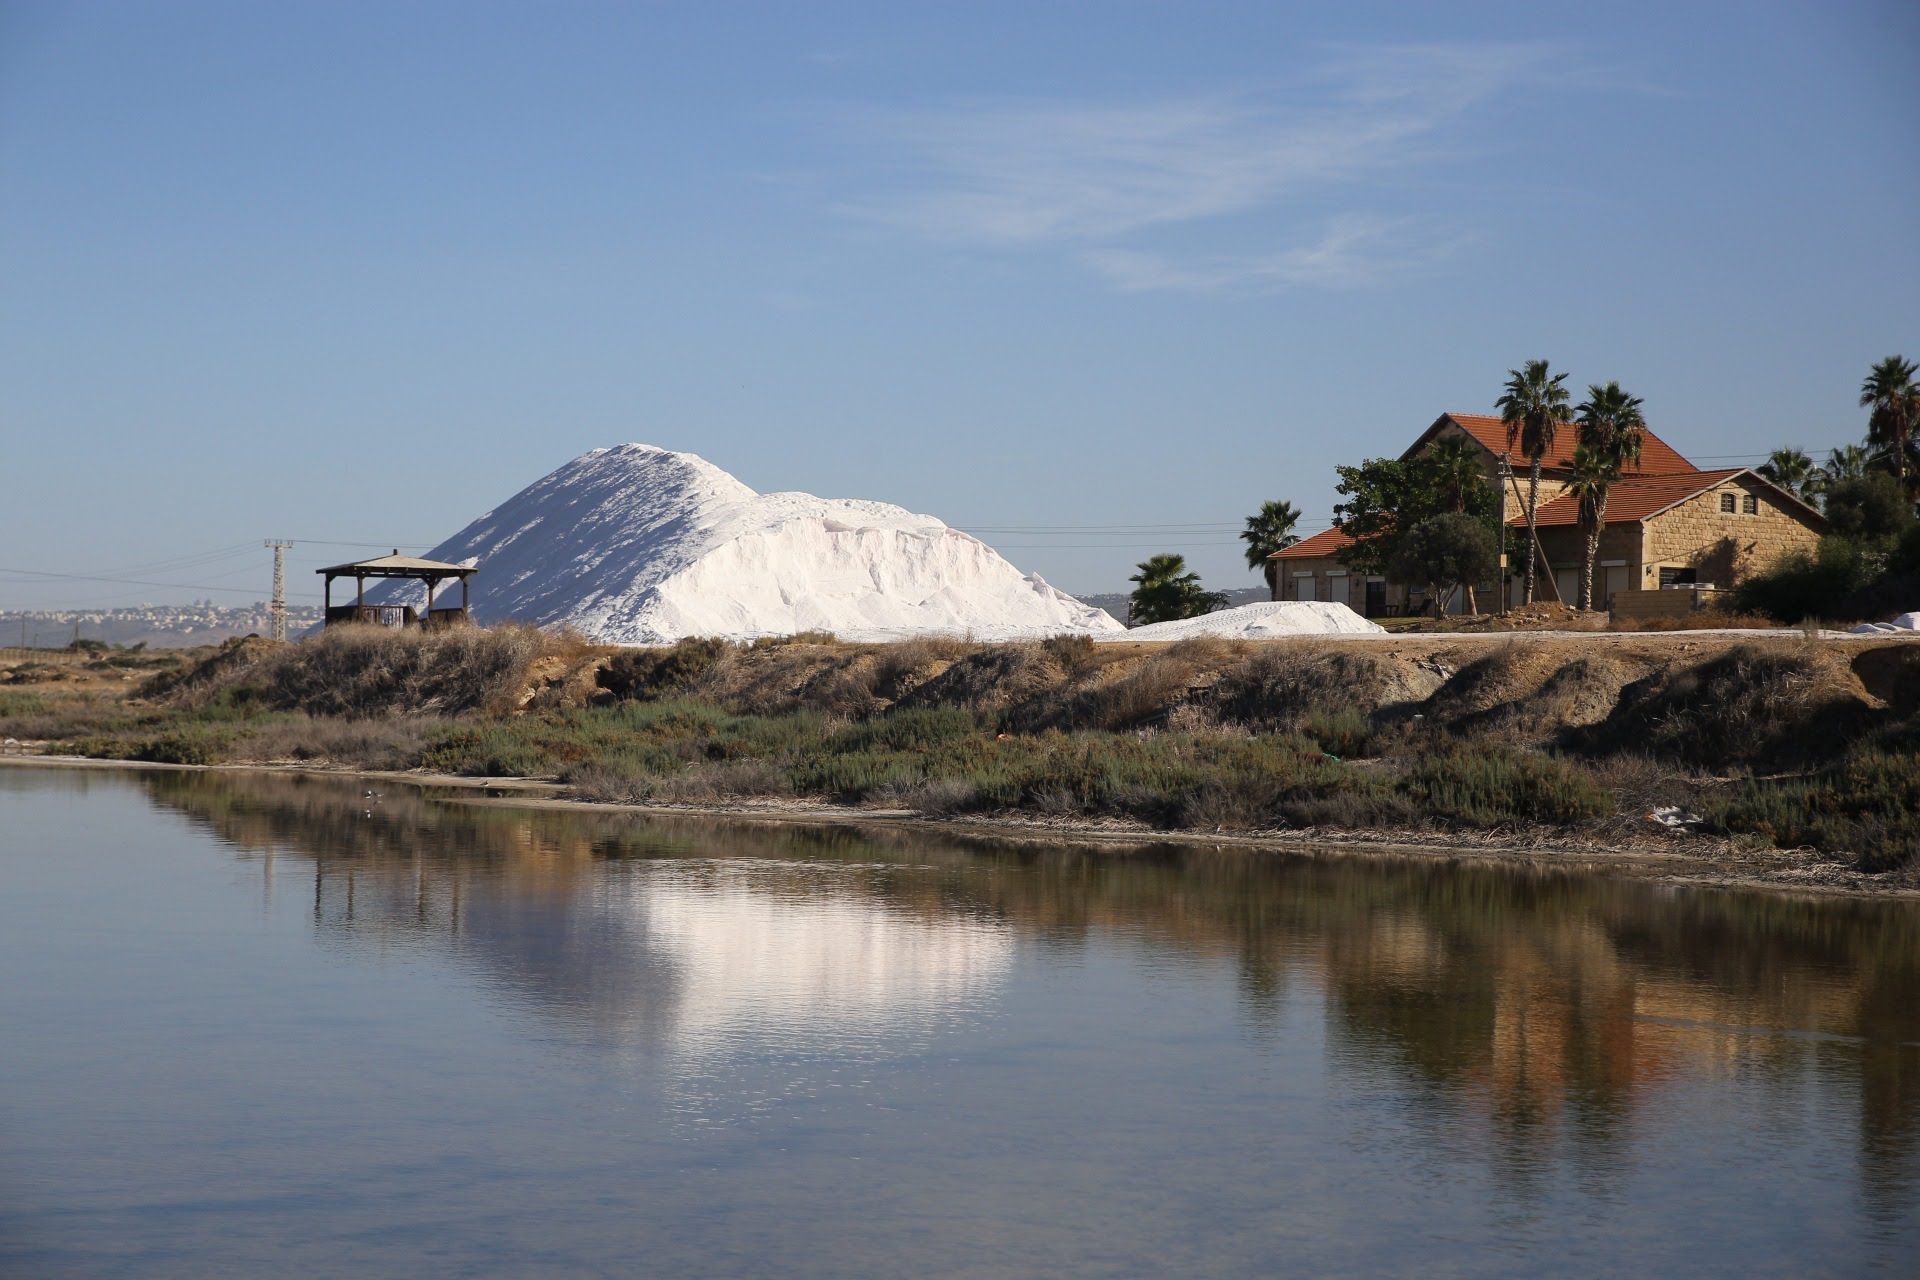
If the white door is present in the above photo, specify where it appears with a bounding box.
[1603,565,1630,607]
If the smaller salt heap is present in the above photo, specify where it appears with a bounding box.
[1107,600,1385,642]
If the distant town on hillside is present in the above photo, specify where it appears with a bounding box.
[1,604,324,649]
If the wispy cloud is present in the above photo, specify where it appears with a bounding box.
[829,42,1566,292]
[1082,215,1448,295]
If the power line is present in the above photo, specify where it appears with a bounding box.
[0,566,271,596]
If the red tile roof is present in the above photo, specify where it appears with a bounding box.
[1517,469,1747,528]
[1414,412,1700,477]
[1269,526,1355,559]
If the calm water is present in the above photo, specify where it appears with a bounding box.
[2,767,1917,1278]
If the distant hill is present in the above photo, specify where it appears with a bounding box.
[1074,586,1270,626]
[0,604,322,649]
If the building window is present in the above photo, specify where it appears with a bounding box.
[1720,492,1736,513]
[1742,494,1758,514]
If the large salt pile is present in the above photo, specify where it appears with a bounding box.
[1107,601,1386,642]
[409,444,1123,644]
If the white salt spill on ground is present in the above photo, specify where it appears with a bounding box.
[410,444,1123,644]
[1107,601,1386,641]
[1851,611,1920,635]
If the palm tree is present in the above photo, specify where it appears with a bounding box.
[1757,447,1818,501]
[1495,359,1572,605]
[1862,355,1919,489]
[1425,436,1487,514]
[1127,553,1227,626]
[1566,382,1647,611]
[1565,442,1620,611]
[1823,444,1872,494]
[1240,500,1301,598]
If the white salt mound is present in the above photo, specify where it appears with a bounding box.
[1108,601,1386,642]
[409,444,1123,644]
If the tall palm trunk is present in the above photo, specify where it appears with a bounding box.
[1523,459,1541,605]
[1579,496,1605,611]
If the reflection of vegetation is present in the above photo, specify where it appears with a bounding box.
[141,770,1920,1217]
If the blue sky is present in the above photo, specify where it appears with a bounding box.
[2,1,1916,610]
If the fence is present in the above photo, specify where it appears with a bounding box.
[0,646,89,665]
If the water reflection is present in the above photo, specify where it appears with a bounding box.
[140,770,1920,1224]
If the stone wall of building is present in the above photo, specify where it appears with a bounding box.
[1641,477,1822,589]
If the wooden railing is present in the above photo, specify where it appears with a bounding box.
[323,605,470,630]
[324,605,416,628]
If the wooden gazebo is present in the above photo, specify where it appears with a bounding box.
[318,552,477,629]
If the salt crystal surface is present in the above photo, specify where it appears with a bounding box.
[407,445,1124,644]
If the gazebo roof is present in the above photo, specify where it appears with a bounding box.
[316,552,476,577]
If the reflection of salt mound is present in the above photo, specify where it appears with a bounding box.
[1109,601,1386,641]
[413,444,1122,644]
[636,875,1011,1052]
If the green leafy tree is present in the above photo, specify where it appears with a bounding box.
[1757,447,1819,502]
[1239,500,1301,597]
[1127,553,1228,626]
[1821,472,1915,547]
[1566,381,1647,609]
[1386,514,1499,617]
[1862,355,1920,489]
[1495,358,1573,604]
[1333,452,1499,582]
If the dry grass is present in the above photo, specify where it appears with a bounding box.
[153,625,581,718]
[1608,609,1784,632]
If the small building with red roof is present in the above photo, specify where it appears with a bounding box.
[1270,413,1826,616]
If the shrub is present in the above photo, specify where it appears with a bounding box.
[148,625,567,718]
[1403,746,1609,828]
[1714,748,1920,873]
[1732,538,1878,623]
[1574,645,1864,767]
[595,637,733,701]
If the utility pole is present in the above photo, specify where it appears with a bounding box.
[1496,452,1511,616]
[265,540,294,641]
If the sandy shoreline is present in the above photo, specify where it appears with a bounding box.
[7,752,1914,902]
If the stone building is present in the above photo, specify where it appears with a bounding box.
[1271,412,1826,615]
